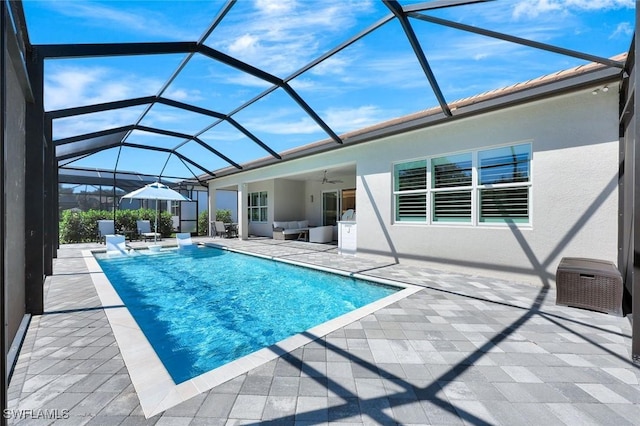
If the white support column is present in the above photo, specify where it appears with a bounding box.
[238,183,249,240]
[208,184,216,237]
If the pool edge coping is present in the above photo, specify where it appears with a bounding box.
[82,245,422,418]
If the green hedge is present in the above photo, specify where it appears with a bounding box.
[59,208,174,243]
[197,209,232,236]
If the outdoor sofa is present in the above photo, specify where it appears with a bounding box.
[272,220,309,240]
[309,225,334,243]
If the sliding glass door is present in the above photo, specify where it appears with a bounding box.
[323,189,356,225]
[322,191,338,226]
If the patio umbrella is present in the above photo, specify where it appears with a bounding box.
[120,182,191,244]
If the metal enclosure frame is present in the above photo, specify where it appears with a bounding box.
[2,2,640,420]
[619,9,640,362]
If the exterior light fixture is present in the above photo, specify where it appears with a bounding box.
[592,86,609,95]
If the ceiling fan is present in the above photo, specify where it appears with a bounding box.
[321,170,343,184]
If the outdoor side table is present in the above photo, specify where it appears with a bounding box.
[555,257,623,316]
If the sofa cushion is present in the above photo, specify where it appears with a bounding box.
[273,220,310,232]
[282,228,302,235]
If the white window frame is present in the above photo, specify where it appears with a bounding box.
[477,143,532,226]
[392,142,532,227]
[431,152,474,224]
[248,191,268,223]
[393,159,429,224]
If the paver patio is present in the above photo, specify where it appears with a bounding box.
[6,238,640,425]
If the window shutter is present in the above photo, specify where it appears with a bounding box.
[480,187,529,222]
[394,161,427,222]
[395,161,426,191]
[433,191,472,222]
[396,194,427,221]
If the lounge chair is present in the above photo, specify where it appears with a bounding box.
[105,234,128,256]
[97,220,115,244]
[176,232,194,249]
[137,220,161,242]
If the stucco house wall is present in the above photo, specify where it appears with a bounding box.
[273,179,305,222]
[355,88,618,286]
[209,86,618,286]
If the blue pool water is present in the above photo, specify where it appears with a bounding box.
[95,246,398,383]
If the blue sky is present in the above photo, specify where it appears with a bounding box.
[23,0,635,181]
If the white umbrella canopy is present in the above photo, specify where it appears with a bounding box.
[120,182,191,244]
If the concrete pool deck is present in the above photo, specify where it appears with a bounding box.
[7,237,640,425]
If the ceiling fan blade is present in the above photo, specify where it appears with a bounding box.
[320,170,343,184]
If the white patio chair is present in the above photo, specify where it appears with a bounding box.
[136,220,161,242]
[105,234,127,256]
[176,232,194,249]
[97,220,115,244]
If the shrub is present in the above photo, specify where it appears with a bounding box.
[216,209,232,223]
[198,210,209,236]
[82,209,111,241]
[197,209,233,236]
[58,208,176,243]
[59,210,85,243]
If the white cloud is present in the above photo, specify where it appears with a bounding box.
[235,104,389,136]
[53,108,142,139]
[299,53,428,95]
[309,56,353,77]
[610,22,634,39]
[324,105,389,132]
[45,65,187,139]
[164,88,204,102]
[255,0,297,15]
[244,109,320,134]
[513,0,633,19]
[43,1,199,40]
[45,65,164,110]
[200,129,253,143]
[45,68,103,110]
[228,34,261,56]
[208,0,376,77]
[223,73,274,89]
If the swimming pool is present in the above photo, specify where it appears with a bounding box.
[95,246,398,383]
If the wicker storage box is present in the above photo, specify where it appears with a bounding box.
[556,257,623,316]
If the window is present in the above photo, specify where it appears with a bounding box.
[394,160,427,222]
[393,143,531,225]
[248,191,268,222]
[478,144,530,223]
[432,153,472,223]
[170,201,180,216]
